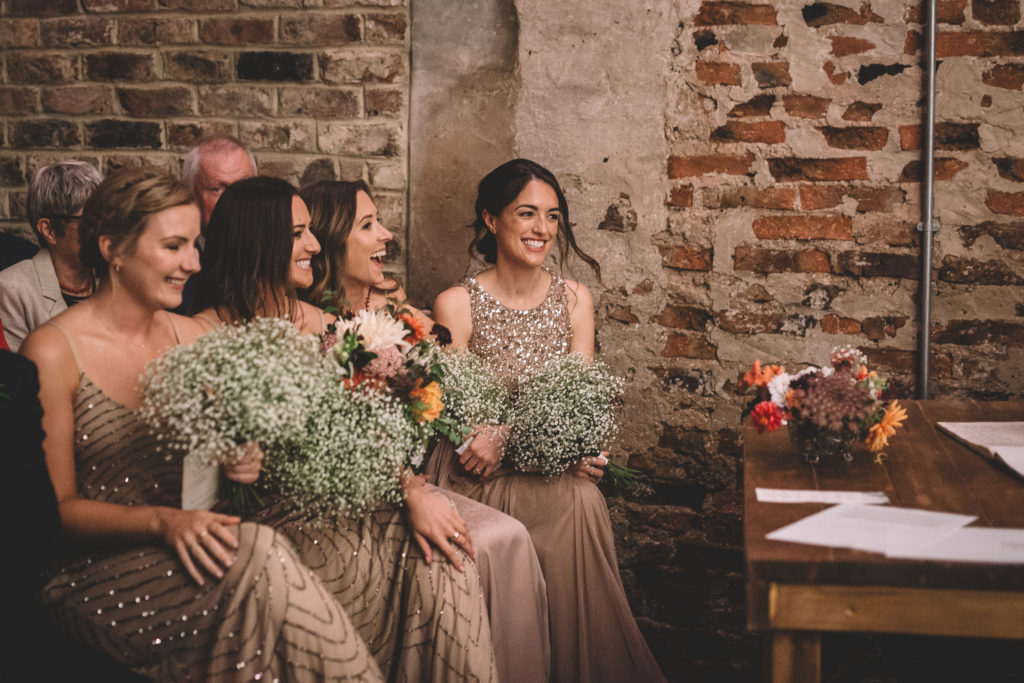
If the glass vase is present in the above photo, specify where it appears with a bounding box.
[787,421,854,465]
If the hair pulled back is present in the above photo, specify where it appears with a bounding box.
[79,167,194,278]
[470,158,600,280]
[192,176,298,320]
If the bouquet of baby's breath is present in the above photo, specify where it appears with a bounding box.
[140,317,328,515]
[262,380,415,519]
[432,348,510,445]
[505,354,646,494]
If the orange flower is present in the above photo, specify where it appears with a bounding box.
[410,380,443,423]
[399,312,427,344]
[866,400,908,452]
[784,388,803,410]
[751,401,785,433]
[854,364,877,382]
[742,360,785,389]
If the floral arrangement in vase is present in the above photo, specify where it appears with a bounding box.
[739,346,908,464]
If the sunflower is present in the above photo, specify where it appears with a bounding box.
[866,400,908,452]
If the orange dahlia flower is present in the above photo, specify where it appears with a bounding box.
[866,400,908,452]
[399,312,427,344]
[410,380,443,423]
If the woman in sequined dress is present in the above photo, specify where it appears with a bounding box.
[192,176,498,683]
[20,168,383,682]
[430,159,667,683]
[300,180,551,683]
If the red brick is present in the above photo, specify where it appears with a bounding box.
[695,1,777,25]
[783,94,830,118]
[0,19,39,47]
[197,85,274,117]
[42,85,114,114]
[728,94,774,118]
[82,0,154,10]
[118,87,194,117]
[652,304,712,330]
[905,30,922,55]
[862,316,908,341]
[7,0,77,15]
[365,87,403,117]
[86,120,161,149]
[11,120,80,148]
[829,36,875,56]
[703,186,795,210]
[818,126,887,150]
[983,64,1024,90]
[994,158,1024,182]
[320,50,405,84]
[752,62,791,88]
[899,158,968,182]
[733,245,831,273]
[842,101,881,121]
[280,87,361,118]
[118,18,193,45]
[7,53,78,83]
[899,123,979,151]
[820,314,861,334]
[939,255,1024,285]
[823,60,848,85]
[932,320,1024,348]
[768,157,867,182]
[906,0,967,24]
[799,185,843,210]
[241,120,316,152]
[853,217,917,247]
[753,215,852,240]
[850,187,904,213]
[668,185,694,208]
[0,87,38,116]
[710,120,785,144]
[0,155,25,186]
[958,221,1024,250]
[659,244,713,271]
[280,13,361,44]
[835,251,918,278]
[661,333,718,360]
[85,52,155,81]
[164,51,233,82]
[696,61,741,86]
[199,18,275,45]
[802,2,883,27]
[715,310,784,334]
[973,0,1021,26]
[166,121,236,150]
[318,121,401,156]
[40,17,112,47]
[161,0,234,9]
[987,190,1024,216]
[365,13,407,43]
[237,51,314,81]
[936,31,1024,58]
[668,153,753,178]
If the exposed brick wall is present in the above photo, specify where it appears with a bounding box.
[0,0,409,274]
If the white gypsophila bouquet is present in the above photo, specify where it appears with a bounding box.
[432,348,510,444]
[263,380,419,519]
[140,317,329,515]
[505,353,623,477]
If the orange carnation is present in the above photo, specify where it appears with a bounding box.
[399,312,427,344]
[410,380,443,423]
[866,400,908,452]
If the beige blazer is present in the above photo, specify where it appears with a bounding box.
[0,248,66,352]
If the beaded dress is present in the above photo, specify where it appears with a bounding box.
[427,271,666,683]
[40,325,383,682]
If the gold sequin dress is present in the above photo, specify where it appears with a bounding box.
[42,373,383,682]
[427,271,667,683]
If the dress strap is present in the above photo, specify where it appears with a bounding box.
[317,307,326,334]
[43,320,83,372]
[165,311,183,344]
[193,312,220,331]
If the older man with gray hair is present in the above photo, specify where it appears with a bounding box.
[181,134,257,230]
[0,161,102,351]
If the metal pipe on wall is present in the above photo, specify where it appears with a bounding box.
[918,0,938,399]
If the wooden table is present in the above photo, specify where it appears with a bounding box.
[744,400,1024,683]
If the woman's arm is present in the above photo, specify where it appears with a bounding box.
[432,286,473,349]
[565,279,595,360]
[21,325,241,586]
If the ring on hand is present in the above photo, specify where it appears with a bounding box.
[452,532,460,541]
[200,530,210,539]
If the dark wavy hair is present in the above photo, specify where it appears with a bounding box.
[469,158,600,280]
[79,168,194,278]
[191,176,298,321]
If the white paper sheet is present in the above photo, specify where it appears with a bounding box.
[886,527,1024,564]
[182,455,220,511]
[993,446,1024,479]
[766,504,976,554]
[756,488,890,505]
[937,421,1024,447]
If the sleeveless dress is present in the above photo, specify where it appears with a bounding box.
[40,322,383,682]
[427,272,667,683]
[190,313,498,682]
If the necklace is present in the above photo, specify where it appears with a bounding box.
[59,278,94,297]
[364,286,372,311]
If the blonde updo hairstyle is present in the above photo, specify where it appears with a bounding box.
[79,168,195,278]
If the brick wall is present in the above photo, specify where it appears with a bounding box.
[0,0,409,275]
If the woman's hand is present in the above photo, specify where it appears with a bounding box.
[572,452,608,484]
[154,507,241,586]
[459,425,509,478]
[222,442,264,485]
[404,484,474,571]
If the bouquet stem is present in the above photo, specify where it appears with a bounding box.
[220,479,264,517]
[600,461,652,497]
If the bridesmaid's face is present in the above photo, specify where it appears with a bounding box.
[343,191,393,289]
[485,179,559,269]
[289,195,320,290]
[113,203,201,310]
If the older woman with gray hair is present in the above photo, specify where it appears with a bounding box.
[0,160,102,351]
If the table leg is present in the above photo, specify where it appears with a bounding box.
[763,631,820,683]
